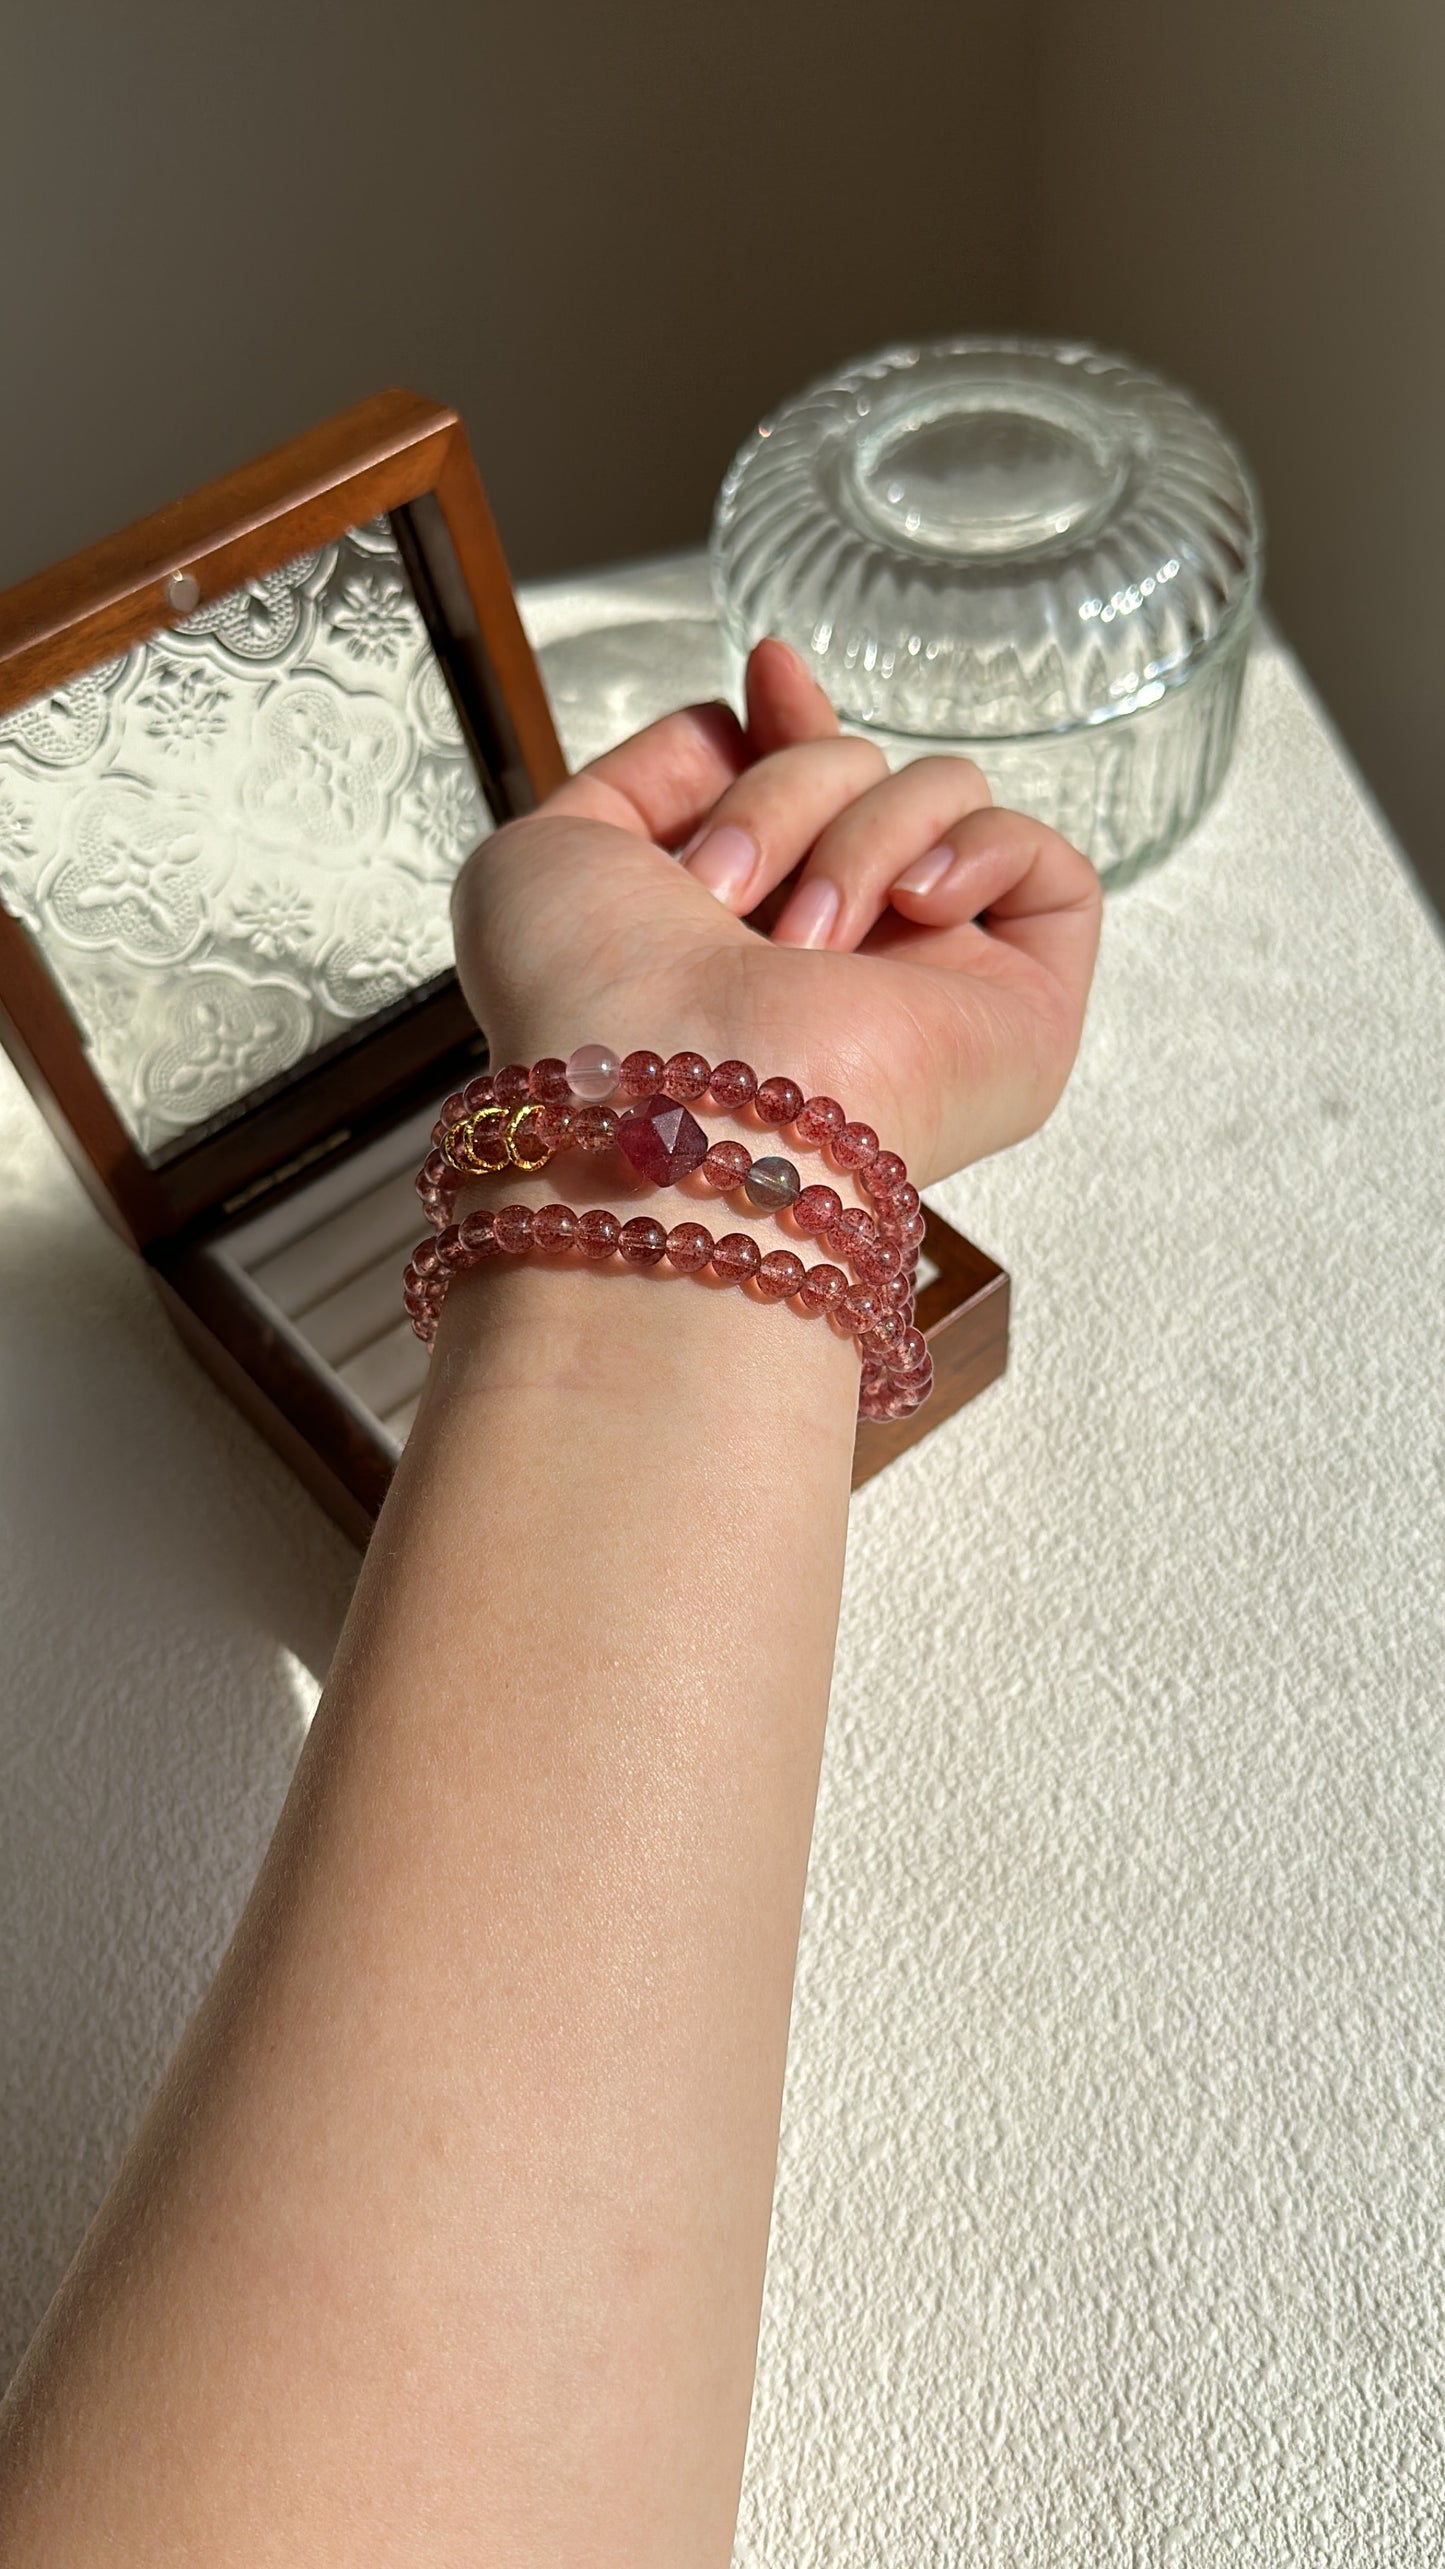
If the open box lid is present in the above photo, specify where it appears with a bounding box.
[0,390,565,1248]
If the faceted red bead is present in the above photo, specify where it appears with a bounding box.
[894,1326,927,1372]
[618,1048,665,1097]
[838,1284,880,1334]
[459,1209,498,1254]
[532,1202,579,1252]
[708,1057,758,1109]
[793,1183,842,1236]
[616,1094,708,1183]
[711,1231,761,1283]
[853,1236,902,1287]
[493,1203,535,1252]
[573,1104,620,1154]
[831,1120,879,1171]
[701,1139,752,1192]
[756,1248,805,1301]
[528,1056,571,1102]
[662,1050,711,1101]
[493,1063,531,1105]
[578,1207,621,1259]
[863,1149,907,1199]
[795,1094,845,1145]
[619,1215,667,1264]
[797,1262,848,1313]
[664,1220,714,1273]
[463,1073,495,1111]
[755,1075,804,1127]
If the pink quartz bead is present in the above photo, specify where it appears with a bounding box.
[578,1207,621,1259]
[863,1149,907,1199]
[493,1203,535,1253]
[830,1120,880,1172]
[708,1058,758,1110]
[463,1073,495,1111]
[573,1104,620,1154]
[619,1215,667,1265]
[421,1150,449,1191]
[618,1048,665,1097]
[459,1209,498,1254]
[793,1182,842,1236]
[797,1261,848,1313]
[701,1138,752,1192]
[755,1248,805,1301]
[664,1220,714,1273]
[882,1179,921,1221]
[529,1056,571,1102]
[565,1042,621,1101]
[509,1106,553,1163]
[493,1063,532,1105]
[439,1090,467,1126]
[837,1283,880,1335]
[710,1231,761,1284]
[532,1202,580,1252]
[795,1094,845,1146]
[661,1049,711,1101]
[755,1074,804,1127]
[894,1326,927,1372]
[413,1240,441,1278]
[434,1224,465,1266]
[886,1270,914,1308]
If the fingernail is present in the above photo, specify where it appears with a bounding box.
[685,824,757,905]
[773,875,840,949]
[893,844,955,897]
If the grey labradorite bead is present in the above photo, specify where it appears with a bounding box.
[744,1155,801,1212]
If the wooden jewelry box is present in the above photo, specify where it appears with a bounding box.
[0,390,1009,1544]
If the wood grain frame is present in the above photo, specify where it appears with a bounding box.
[0,390,565,1249]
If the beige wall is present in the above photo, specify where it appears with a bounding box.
[1,1,1439,914]
[1021,0,1445,918]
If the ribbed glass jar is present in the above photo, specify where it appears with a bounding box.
[710,337,1263,886]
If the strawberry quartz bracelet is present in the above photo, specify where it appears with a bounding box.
[403,1044,933,1423]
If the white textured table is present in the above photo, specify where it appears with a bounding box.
[3,556,1443,2562]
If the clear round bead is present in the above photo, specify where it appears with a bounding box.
[566,1042,621,1102]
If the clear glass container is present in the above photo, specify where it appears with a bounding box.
[710,337,1263,885]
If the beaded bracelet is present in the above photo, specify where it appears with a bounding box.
[404,1043,933,1424]
[402,1204,932,1423]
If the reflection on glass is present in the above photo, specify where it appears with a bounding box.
[0,519,489,1156]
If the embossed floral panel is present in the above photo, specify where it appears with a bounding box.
[0,519,490,1156]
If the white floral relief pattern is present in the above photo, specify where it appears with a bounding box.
[0,521,492,1155]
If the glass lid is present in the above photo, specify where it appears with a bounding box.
[0,516,489,1159]
[711,336,1262,743]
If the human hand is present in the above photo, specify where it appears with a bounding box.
[452,640,1101,1186]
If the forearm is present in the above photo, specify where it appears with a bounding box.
[0,1254,859,2566]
